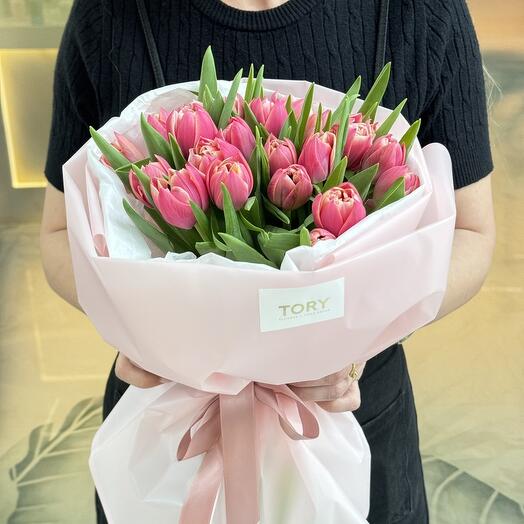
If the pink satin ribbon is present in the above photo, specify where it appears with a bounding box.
[177,382,320,524]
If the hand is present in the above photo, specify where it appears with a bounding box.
[289,363,366,413]
[114,353,166,388]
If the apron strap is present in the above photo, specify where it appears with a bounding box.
[374,0,391,77]
[136,0,166,88]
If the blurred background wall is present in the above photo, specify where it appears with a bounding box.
[0,1,522,522]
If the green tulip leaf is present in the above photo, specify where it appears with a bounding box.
[89,127,130,183]
[375,98,407,138]
[219,233,276,267]
[195,241,224,256]
[362,101,379,123]
[359,62,391,119]
[140,113,174,166]
[218,68,243,129]
[262,195,291,225]
[323,156,348,192]
[207,86,224,124]
[240,211,269,238]
[190,201,211,242]
[314,103,323,133]
[123,199,173,253]
[332,76,362,123]
[143,207,193,253]
[198,46,218,101]
[253,64,265,99]
[244,64,256,103]
[264,231,301,251]
[130,165,153,205]
[168,134,186,170]
[322,109,333,132]
[294,82,315,150]
[375,176,405,211]
[221,183,243,240]
[333,97,351,166]
[348,164,379,201]
[400,118,421,158]
[243,100,259,133]
[300,227,312,246]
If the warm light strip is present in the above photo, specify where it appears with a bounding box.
[0,48,57,188]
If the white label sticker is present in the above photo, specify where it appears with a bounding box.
[259,278,345,332]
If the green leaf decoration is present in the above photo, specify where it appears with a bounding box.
[362,101,379,123]
[375,98,407,138]
[359,62,391,119]
[375,177,405,211]
[202,84,213,114]
[140,113,174,166]
[294,82,315,150]
[322,110,333,132]
[323,156,348,192]
[243,195,265,229]
[195,241,223,256]
[218,68,243,129]
[240,210,269,239]
[2,397,103,524]
[144,207,194,253]
[123,199,173,253]
[332,76,361,123]
[244,64,255,103]
[285,96,299,137]
[208,88,225,125]
[400,118,421,158]
[300,227,312,246]
[89,126,129,171]
[168,134,186,170]
[314,103,323,133]
[115,157,150,175]
[332,97,351,166]
[253,64,265,99]
[221,184,243,240]
[190,201,211,242]
[262,195,291,225]
[198,46,218,102]
[219,233,276,267]
[278,116,292,140]
[256,123,270,142]
[348,164,379,201]
[264,231,301,251]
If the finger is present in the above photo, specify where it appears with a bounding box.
[289,375,352,402]
[115,354,163,388]
[317,380,361,413]
[289,366,351,388]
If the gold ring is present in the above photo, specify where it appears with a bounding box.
[348,363,360,381]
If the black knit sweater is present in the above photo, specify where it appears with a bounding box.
[45,0,492,193]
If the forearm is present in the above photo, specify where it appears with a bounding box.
[434,227,494,321]
[40,228,82,311]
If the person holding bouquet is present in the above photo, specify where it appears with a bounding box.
[40,0,495,522]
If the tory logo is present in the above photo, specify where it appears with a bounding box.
[278,298,330,317]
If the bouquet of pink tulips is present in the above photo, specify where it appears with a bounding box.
[63,48,456,524]
[91,47,421,267]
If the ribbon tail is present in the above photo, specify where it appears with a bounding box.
[220,382,260,524]
[179,445,223,524]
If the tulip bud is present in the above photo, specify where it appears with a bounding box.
[297,131,336,183]
[222,117,256,160]
[129,155,172,207]
[151,164,209,230]
[250,93,288,136]
[312,182,366,237]
[267,164,313,211]
[206,158,254,210]
[112,132,144,163]
[188,137,246,176]
[264,134,298,175]
[310,228,336,245]
[361,134,405,177]
[344,122,376,171]
[372,165,420,201]
[304,109,331,139]
[233,93,245,118]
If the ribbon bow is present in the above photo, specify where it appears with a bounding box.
[177,382,320,524]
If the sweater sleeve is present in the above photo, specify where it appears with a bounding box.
[44,0,101,192]
[419,0,493,189]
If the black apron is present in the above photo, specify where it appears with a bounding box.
[96,1,429,522]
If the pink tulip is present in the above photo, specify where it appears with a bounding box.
[305,109,331,139]
[112,132,144,162]
[298,131,336,183]
[129,155,172,206]
[267,164,313,211]
[147,102,218,157]
[372,165,420,201]
[344,122,376,170]
[361,134,406,177]
[206,158,254,210]
[233,93,244,118]
[151,163,209,230]
[310,228,336,245]
[264,134,298,175]
[188,137,247,176]
[312,182,366,237]
[250,93,288,136]
[291,98,304,118]
[222,117,255,160]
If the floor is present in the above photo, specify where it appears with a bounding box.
[0,2,523,523]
